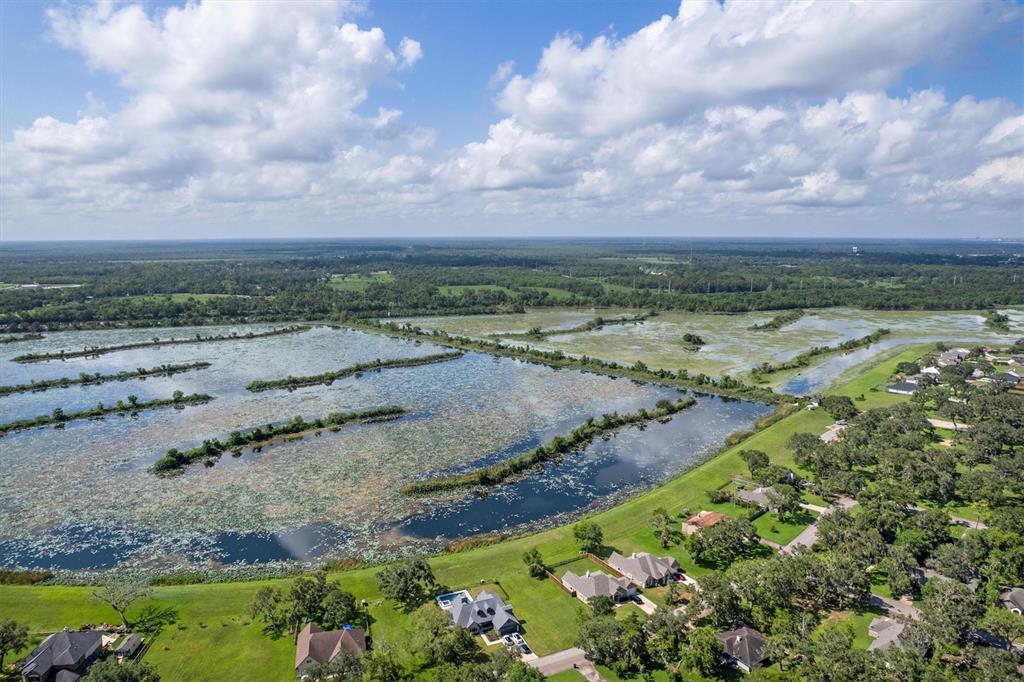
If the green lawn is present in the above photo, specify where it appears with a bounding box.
[546,672,587,682]
[520,286,576,301]
[328,272,394,292]
[0,342,968,680]
[751,509,818,546]
[438,284,517,297]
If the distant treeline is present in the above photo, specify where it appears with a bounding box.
[0,362,211,397]
[501,313,653,340]
[246,352,463,392]
[151,406,408,475]
[749,310,806,331]
[0,392,212,436]
[0,333,44,344]
[750,328,891,380]
[365,321,782,404]
[403,396,697,494]
[12,325,309,363]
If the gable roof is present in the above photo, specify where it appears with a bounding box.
[686,511,727,527]
[21,630,103,680]
[867,617,905,651]
[449,590,519,631]
[295,623,366,670]
[1001,587,1024,611]
[115,634,143,657]
[716,626,767,670]
[736,486,774,507]
[607,552,678,583]
[562,570,632,601]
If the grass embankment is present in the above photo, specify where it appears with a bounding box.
[245,352,463,392]
[151,406,408,475]
[749,309,805,331]
[0,393,212,436]
[358,321,785,405]
[11,325,310,363]
[750,328,891,380]
[0,332,44,344]
[402,396,698,495]
[0,362,211,397]
[500,313,652,340]
[0,345,932,681]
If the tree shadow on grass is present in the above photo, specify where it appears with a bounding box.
[133,605,179,636]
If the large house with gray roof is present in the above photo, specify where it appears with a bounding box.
[448,590,520,636]
[606,552,679,587]
[21,629,103,682]
[561,570,636,603]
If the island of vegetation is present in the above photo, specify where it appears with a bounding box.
[0,361,211,397]
[678,332,705,350]
[363,320,783,404]
[245,352,463,392]
[402,396,697,494]
[0,391,213,436]
[11,325,310,363]
[501,312,653,340]
[151,405,409,475]
[748,309,806,331]
[750,328,891,380]
[0,332,44,344]
[984,310,1011,332]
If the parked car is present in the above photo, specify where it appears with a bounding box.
[519,642,532,655]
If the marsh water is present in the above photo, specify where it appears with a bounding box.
[0,324,767,571]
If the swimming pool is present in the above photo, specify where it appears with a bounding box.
[435,589,471,609]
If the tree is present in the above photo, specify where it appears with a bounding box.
[362,644,410,682]
[321,588,361,629]
[680,626,722,677]
[376,557,437,612]
[410,603,476,665]
[81,658,160,682]
[522,547,547,579]
[917,579,985,647]
[249,585,286,634]
[878,545,917,598]
[91,581,151,630]
[302,651,363,682]
[576,616,626,665]
[573,521,604,554]
[978,606,1024,646]
[589,595,615,618]
[740,449,769,477]
[821,395,858,421]
[687,571,741,627]
[767,483,803,522]
[688,518,757,566]
[651,507,673,548]
[0,619,28,670]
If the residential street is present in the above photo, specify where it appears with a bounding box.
[529,648,605,680]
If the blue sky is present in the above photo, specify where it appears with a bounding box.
[1,0,1022,240]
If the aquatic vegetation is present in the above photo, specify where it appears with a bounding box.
[12,325,310,363]
[0,333,44,344]
[500,312,654,340]
[245,352,463,392]
[402,396,697,494]
[749,309,806,331]
[0,391,213,436]
[984,310,1011,332]
[0,362,211,397]
[364,320,783,404]
[151,405,409,475]
[750,328,891,380]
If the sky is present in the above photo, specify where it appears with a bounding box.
[0,0,1022,241]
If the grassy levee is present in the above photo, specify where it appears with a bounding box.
[0,343,938,682]
[0,362,211,397]
[0,393,213,436]
[245,352,463,392]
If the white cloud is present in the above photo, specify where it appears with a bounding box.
[398,37,423,69]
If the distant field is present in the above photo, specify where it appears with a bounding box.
[438,284,516,296]
[328,271,394,291]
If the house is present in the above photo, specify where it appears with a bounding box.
[561,570,637,603]
[937,348,970,367]
[21,629,103,682]
[992,371,1021,387]
[921,366,940,376]
[868,617,905,652]
[295,623,366,677]
[716,626,767,673]
[806,395,822,410]
[1009,354,1024,367]
[606,552,679,587]
[683,510,727,535]
[887,381,919,396]
[448,590,520,636]
[113,634,142,662]
[1000,587,1024,615]
[736,486,774,509]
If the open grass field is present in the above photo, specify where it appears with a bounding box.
[0,341,983,681]
[437,284,517,296]
[751,509,818,546]
[328,271,395,292]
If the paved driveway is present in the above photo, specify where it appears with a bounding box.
[529,647,605,680]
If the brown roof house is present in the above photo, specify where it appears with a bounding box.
[606,552,679,587]
[716,626,768,673]
[682,511,727,535]
[295,624,366,678]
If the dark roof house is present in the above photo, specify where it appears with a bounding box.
[295,623,366,677]
[887,381,919,396]
[449,590,520,636]
[1001,587,1024,615]
[21,630,103,682]
[716,626,767,673]
[113,634,143,662]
